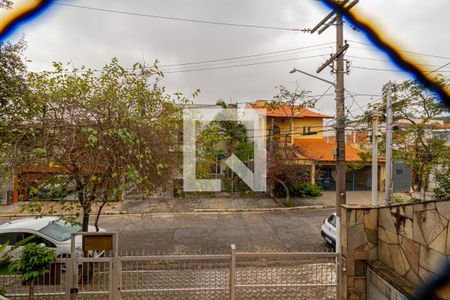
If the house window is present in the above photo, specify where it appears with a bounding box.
[271,125,281,137]
[396,169,403,175]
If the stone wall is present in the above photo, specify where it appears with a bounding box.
[341,200,450,300]
[340,205,378,300]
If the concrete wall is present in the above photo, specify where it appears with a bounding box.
[0,178,12,205]
[392,162,412,193]
[341,200,450,300]
[272,117,325,141]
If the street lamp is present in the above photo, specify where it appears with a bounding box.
[289,68,336,87]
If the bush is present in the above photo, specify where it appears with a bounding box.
[303,183,323,197]
[434,168,450,200]
[287,183,322,198]
[9,243,55,300]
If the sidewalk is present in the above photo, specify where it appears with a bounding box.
[296,191,389,207]
[0,191,402,217]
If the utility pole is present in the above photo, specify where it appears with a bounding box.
[371,111,380,206]
[384,83,393,205]
[305,2,358,299]
[335,11,346,208]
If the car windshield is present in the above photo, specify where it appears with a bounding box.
[39,219,81,242]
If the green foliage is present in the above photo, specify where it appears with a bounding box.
[9,243,55,282]
[9,243,55,300]
[234,141,254,162]
[1,56,193,231]
[0,234,35,266]
[434,167,450,200]
[392,194,413,204]
[275,182,322,198]
[214,99,248,158]
[379,78,450,192]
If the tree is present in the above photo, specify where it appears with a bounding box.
[266,85,318,204]
[1,59,191,231]
[0,0,12,9]
[215,100,248,158]
[0,38,35,204]
[214,100,249,192]
[434,164,450,200]
[266,142,311,205]
[383,78,450,192]
[9,243,56,300]
[0,39,29,114]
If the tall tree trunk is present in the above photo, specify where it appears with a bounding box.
[28,281,34,300]
[82,209,90,233]
[94,200,107,232]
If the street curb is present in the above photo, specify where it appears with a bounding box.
[192,205,334,213]
[0,205,335,218]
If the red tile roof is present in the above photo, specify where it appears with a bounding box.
[249,102,333,119]
[293,138,381,162]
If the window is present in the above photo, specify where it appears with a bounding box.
[396,169,403,175]
[327,215,336,227]
[39,219,81,242]
[23,232,56,248]
[0,232,20,245]
[271,125,281,137]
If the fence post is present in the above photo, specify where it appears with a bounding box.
[69,234,78,300]
[230,244,236,300]
[65,255,72,300]
[112,232,121,300]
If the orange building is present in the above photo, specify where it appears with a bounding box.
[247,100,385,191]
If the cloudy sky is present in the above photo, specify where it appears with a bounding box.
[3,0,450,116]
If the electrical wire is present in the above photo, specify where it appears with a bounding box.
[346,55,448,68]
[348,40,450,60]
[37,44,334,74]
[352,66,403,72]
[55,2,306,32]
[159,43,335,68]
[162,54,327,73]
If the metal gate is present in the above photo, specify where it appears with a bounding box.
[1,233,337,299]
[367,268,409,300]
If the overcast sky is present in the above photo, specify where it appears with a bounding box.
[3,0,450,116]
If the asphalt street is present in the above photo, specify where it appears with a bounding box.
[0,208,334,253]
[99,209,334,253]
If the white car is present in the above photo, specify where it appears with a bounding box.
[320,213,336,247]
[0,217,105,259]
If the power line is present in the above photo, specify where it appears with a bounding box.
[161,50,332,72]
[428,62,450,74]
[352,65,450,73]
[55,2,306,32]
[348,40,450,60]
[159,43,334,68]
[352,66,402,72]
[162,54,327,73]
[37,44,333,74]
[346,55,447,68]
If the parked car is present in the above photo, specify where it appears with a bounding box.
[0,217,105,259]
[320,213,336,247]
